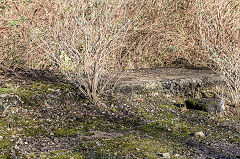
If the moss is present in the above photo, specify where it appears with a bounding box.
[52,116,129,138]
[1,152,12,159]
[29,149,84,159]
[16,119,48,137]
[0,83,19,94]
[0,121,15,158]
[8,81,74,104]
[136,109,194,142]
[209,100,217,105]
[0,78,239,158]
[161,105,170,108]
[24,126,48,137]
[53,128,90,137]
[0,87,13,94]
[185,99,208,111]
[75,134,171,158]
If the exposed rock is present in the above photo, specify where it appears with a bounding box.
[89,131,124,139]
[112,68,223,95]
[185,98,225,114]
[0,103,3,113]
[194,131,205,138]
[175,154,180,157]
[0,94,23,114]
[158,152,171,158]
[236,125,240,132]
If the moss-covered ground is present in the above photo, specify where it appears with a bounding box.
[0,78,239,158]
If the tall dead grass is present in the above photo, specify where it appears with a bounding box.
[0,0,207,70]
[196,0,240,107]
[122,0,204,69]
[0,0,53,69]
[1,0,240,107]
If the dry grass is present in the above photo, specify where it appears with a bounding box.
[1,0,240,107]
[0,0,53,69]
[196,0,240,107]
[121,0,204,69]
[0,0,206,70]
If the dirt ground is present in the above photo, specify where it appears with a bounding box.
[0,68,239,158]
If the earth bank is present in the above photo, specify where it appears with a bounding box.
[0,68,239,158]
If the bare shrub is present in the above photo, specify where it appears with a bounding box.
[0,0,213,71]
[42,0,134,105]
[196,0,240,107]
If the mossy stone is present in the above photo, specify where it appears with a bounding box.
[185,98,225,114]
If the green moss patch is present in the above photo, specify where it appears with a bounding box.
[0,78,239,158]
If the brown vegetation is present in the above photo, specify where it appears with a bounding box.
[0,0,239,106]
[196,0,240,106]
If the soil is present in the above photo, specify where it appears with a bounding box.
[0,68,239,159]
